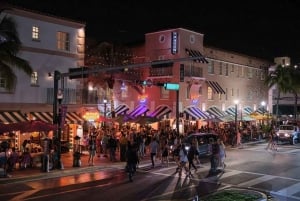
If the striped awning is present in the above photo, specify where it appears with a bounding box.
[206,107,227,118]
[243,106,253,115]
[184,106,209,120]
[225,107,236,116]
[150,105,172,119]
[0,111,28,123]
[30,112,84,124]
[128,105,149,118]
[185,48,208,63]
[206,81,226,94]
[114,104,130,116]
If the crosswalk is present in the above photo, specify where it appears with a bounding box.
[232,143,300,155]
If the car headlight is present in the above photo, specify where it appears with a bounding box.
[185,146,190,151]
[284,133,290,137]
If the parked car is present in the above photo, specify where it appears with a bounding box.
[184,132,219,157]
[276,125,300,145]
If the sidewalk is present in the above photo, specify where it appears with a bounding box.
[0,151,148,184]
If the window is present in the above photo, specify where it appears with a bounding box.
[198,86,202,95]
[208,60,214,74]
[231,64,234,73]
[207,87,213,100]
[57,31,70,51]
[160,87,169,99]
[186,85,191,99]
[32,26,40,40]
[248,68,253,79]
[0,76,6,89]
[219,62,223,75]
[31,72,38,85]
[225,64,229,76]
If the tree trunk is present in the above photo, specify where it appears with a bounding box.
[294,92,298,122]
[276,91,280,126]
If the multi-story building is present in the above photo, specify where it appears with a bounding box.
[111,28,273,133]
[0,6,85,149]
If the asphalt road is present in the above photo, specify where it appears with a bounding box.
[1,142,300,201]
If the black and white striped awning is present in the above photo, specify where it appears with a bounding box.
[206,107,227,118]
[30,112,84,124]
[243,106,253,115]
[114,104,130,116]
[150,105,172,119]
[128,105,149,118]
[225,107,236,116]
[206,81,226,94]
[185,48,208,63]
[183,106,209,120]
[0,111,28,123]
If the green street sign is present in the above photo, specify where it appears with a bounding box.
[164,83,179,90]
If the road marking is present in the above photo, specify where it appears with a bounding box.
[237,175,275,187]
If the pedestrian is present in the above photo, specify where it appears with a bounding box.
[178,144,189,177]
[161,140,169,167]
[108,135,117,161]
[149,137,159,168]
[265,131,273,150]
[126,141,139,182]
[236,129,243,148]
[119,132,128,162]
[88,135,96,166]
[187,142,198,173]
[210,140,219,174]
[218,139,226,171]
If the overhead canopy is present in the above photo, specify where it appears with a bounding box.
[184,106,209,120]
[185,48,208,63]
[206,107,227,118]
[107,104,130,117]
[0,111,28,124]
[150,105,172,119]
[30,112,84,124]
[128,105,149,118]
[206,81,226,94]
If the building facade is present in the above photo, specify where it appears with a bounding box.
[0,6,85,149]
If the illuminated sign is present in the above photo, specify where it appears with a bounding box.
[138,94,148,103]
[83,111,99,121]
[171,32,178,54]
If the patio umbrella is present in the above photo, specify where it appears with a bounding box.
[133,116,160,125]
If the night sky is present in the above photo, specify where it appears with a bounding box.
[5,0,300,63]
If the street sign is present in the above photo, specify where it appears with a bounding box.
[69,67,89,79]
[164,83,179,90]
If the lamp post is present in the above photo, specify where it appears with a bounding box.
[103,99,107,129]
[261,101,266,125]
[53,70,64,169]
[234,100,239,133]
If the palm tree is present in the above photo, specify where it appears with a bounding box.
[265,65,295,122]
[0,11,33,91]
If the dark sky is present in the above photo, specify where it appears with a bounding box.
[6,0,300,63]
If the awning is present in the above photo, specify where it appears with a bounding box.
[184,106,209,120]
[206,107,227,118]
[243,106,253,115]
[185,48,208,63]
[30,112,84,124]
[225,107,236,116]
[0,111,28,123]
[128,105,149,118]
[150,105,172,119]
[114,104,130,116]
[206,80,226,94]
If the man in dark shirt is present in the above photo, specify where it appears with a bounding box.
[108,135,117,162]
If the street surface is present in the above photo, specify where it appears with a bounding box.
[0,142,300,201]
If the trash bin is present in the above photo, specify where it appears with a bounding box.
[73,135,81,167]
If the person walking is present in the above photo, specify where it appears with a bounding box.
[218,139,226,171]
[108,135,117,162]
[210,140,220,174]
[88,135,96,166]
[119,133,128,162]
[149,137,159,168]
[178,144,189,177]
[126,142,139,182]
[161,140,170,167]
[236,129,243,148]
[187,142,198,173]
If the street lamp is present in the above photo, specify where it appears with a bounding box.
[103,99,107,129]
[53,70,64,170]
[234,100,239,133]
